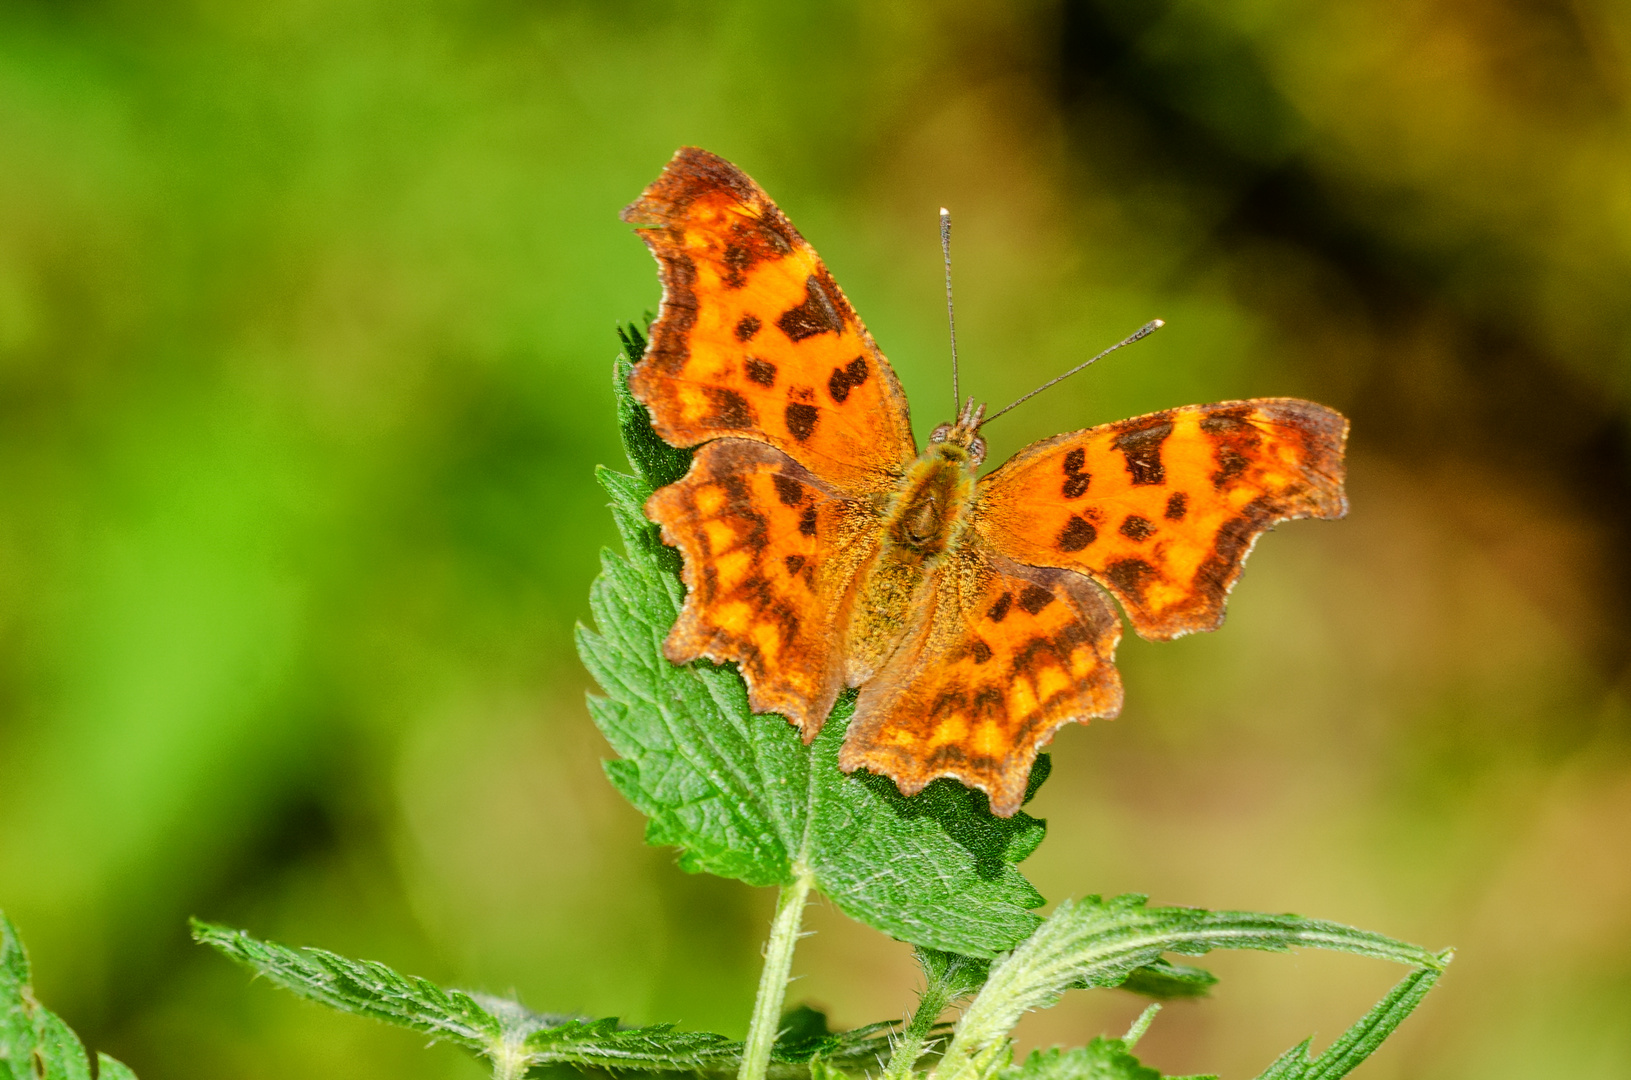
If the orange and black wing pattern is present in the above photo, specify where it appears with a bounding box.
[624,147,917,495]
[975,399,1348,640]
[647,439,883,736]
[839,547,1123,817]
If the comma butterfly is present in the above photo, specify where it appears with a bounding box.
[623,147,1347,817]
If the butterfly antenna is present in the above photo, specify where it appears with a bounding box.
[980,319,1165,428]
[941,208,960,413]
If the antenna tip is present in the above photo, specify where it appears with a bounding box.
[939,207,950,217]
[1151,318,1165,328]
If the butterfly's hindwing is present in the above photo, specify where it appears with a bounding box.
[649,438,884,735]
[839,545,1123,817]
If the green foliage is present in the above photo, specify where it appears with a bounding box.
[193,920,745,1076]
[980,963,1448,1080]
[577,335,1048,959]
[935,896,1447,1080]
[0,913,138,1080]
[192,919,909,1080]
[1113,961,1217,1001]
[1005,1040,1165,1080]
[168,330,1450,1080]
[181,900,1450,1080]
[1250,963,1448,1080]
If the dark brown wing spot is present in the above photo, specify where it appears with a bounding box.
[1200,407,1253,434]
[971,685,1004,723]
[1185,501,1275,616]
[826,355,871,404]
[744,356,777,386]
[735,314,762,342]
[1104,558,1157,604]
[1212,447,1249,488]
[771,474,803,506]
[785,402,819,441]
[722,243,754,288]
[1113,419,1173,486]
[798,506,818,536]
[777,275,843,341]
[751,215,795,257]
[1057,515,1098,551]
[714,476,770,554]
[987,592,1013,623]
[784,554,806,576]
[1061,446,1092,499]
[970,639,993,664]
[1165,491,1188,520]
[1018,584,1055,615]
[1120,515,1155,541]
[703,387,755,428]
[828,366,852,403]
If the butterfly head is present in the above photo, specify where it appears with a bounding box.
[928,397,987,468]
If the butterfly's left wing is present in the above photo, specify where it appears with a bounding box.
[838,545,1123,818]
[623,147,917,496]
[975,398,1347,640]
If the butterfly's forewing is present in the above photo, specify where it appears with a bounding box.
[975,399,1348,640]
[839,548,1123,817]
[624,147,917,495]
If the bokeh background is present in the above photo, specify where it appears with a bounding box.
[3,1,1629,1077]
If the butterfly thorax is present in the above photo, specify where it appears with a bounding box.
[888,441,977,555]
[845,409,987,685]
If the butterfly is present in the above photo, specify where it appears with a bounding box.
[622,147,1348,817]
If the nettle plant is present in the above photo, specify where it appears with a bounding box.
[0,330,1448,1080]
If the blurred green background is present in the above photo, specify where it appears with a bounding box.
[2,1,1629,1077]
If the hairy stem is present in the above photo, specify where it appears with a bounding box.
[881,981,952,1080]
[739,872,814,1080]
[490,1036,529,1080]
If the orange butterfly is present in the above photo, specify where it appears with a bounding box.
[623,147,1347,817]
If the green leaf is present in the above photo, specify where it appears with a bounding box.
[577,338,1048,958]
[1251,959,1448,1080]
[1005,1039,1163,1080]
[1,911,138,1080]
[915,948,993,1005]
[613,326,694,494]
[1001,1009,1226,1080]
[195,919,912,1078]
[939,895,1445,1077]
[192,919,500,1051]
[769,1005,899,1071]
[192,920,744,1074]
[1112,959,1218,1000]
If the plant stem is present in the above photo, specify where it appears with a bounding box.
[738,871,814,1080]
[881,981,951,1080]
[490,1036,529,1080]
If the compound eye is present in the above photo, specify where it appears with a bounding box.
[929,423,952,444]
[968,436,987,467]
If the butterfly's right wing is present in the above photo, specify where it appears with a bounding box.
[975,399,1347,640]
[625,147,918,495]
[647,438,884,737]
